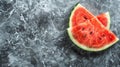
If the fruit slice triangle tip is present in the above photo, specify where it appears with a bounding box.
[97,12,110,29]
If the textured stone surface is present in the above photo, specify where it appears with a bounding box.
[0,0,120,67]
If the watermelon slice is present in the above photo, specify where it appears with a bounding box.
[97,12,110,29]
[67,17,119,51]
[69,4,110,29]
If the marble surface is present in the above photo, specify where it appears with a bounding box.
[0,0,120,67]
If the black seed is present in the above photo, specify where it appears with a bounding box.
[102,34,105,37]
[90,31,93,35]
[82,28,85,31]
[84,16,87,19]
[99,37,102,40]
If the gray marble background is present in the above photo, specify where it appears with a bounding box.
[0,0,120,67]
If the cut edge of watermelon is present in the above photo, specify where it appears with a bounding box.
[105,12,111,29]
[69,3,85,27]
[67,28,119,52]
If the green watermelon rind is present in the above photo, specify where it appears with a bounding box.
[69,4,111,29]
[67,28,119,52]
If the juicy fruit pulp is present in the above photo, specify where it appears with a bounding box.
[69,4,110,29]
[68,18,119,51]
[68,3,119,51]
[69,4,94,27]
[97,12,110,29]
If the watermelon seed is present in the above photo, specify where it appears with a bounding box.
[84,16,87,19]
[90,31,93,35]
[82,28,85,31]
[102,34,105,37]
[99,37,102,40]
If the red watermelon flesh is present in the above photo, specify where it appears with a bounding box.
[97,12,110,29]
[68,17,119,51]
[70,4,94,27]
[70,4,110,29]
